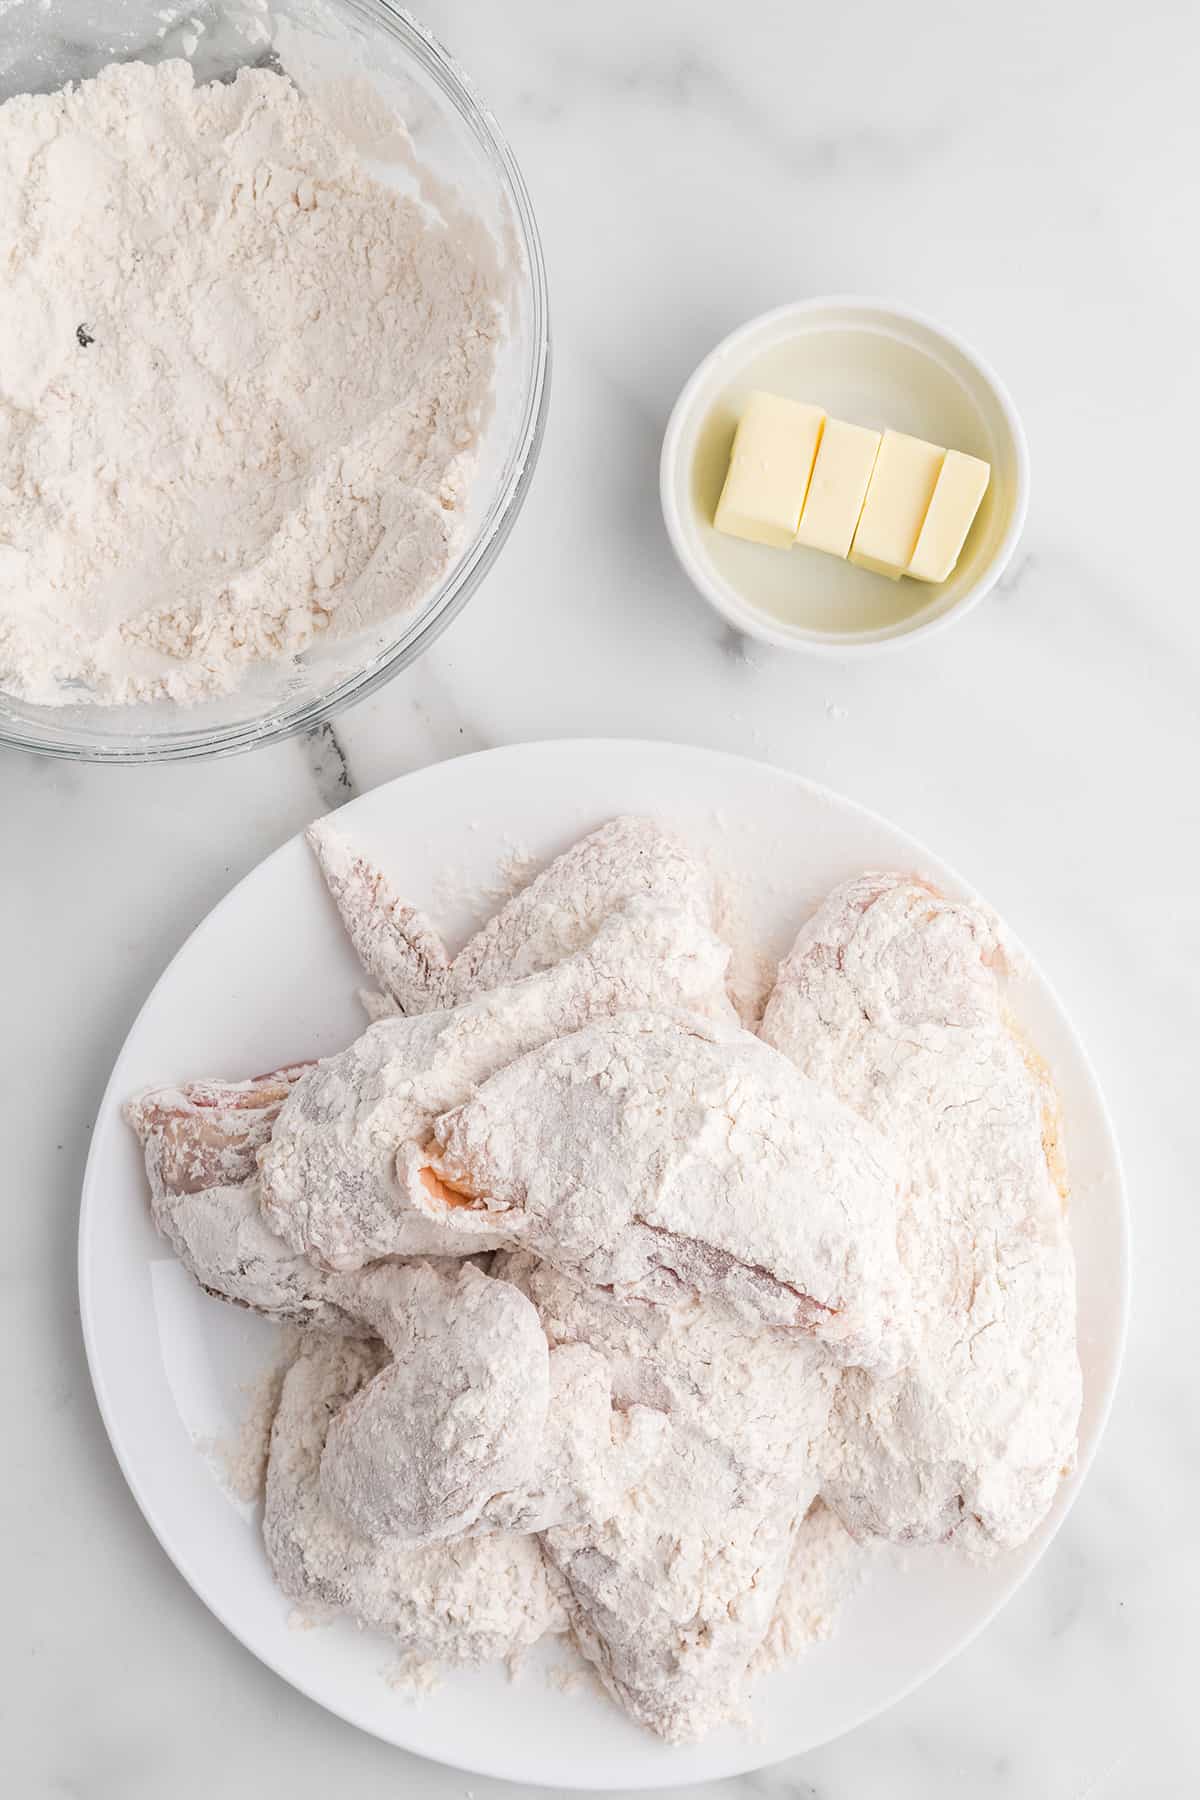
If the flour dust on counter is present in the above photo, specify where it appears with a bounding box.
[0,58,501,706]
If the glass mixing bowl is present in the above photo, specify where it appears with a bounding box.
[0,0,550,761]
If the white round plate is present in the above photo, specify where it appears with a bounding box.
[79,741,1127,1791]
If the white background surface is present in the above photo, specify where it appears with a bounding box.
[2,1,1195,1796]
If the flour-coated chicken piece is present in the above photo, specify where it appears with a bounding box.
[316,1260,550,1545]
[479,1337,668,1537]
[264,1333,562,1666]
[496,1252,836,1742]
[258,897,735,1271]
[127,1078,655,1547]
[308,813,720,1016]
[414,1012,907,1364]
[125,1070,366,1332]
[760,873,1081,1553]
[315,1258,662,1545]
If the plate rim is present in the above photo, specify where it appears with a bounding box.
[78,738,1130,1789]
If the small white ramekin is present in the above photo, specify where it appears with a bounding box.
[660,297,1029,654]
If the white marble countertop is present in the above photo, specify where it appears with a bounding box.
[3,0,1196,1794]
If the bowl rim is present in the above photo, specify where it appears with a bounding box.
[0,0,551,763]
[659,294,1030,657]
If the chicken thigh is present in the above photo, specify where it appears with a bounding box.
[498,1252,837,1742]
[316,1258,666,1547]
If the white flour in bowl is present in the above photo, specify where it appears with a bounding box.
[0,58,502,705]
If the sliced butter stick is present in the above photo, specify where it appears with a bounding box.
[906,450,991,582]
[713,391,826,548]
[794,418,882,559]
[849,430,945,579]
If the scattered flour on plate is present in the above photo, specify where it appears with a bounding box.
[545,1657,600,1698]
[199,1325,300,1504]
[383,1651,444,1698]
[0,58,502,705]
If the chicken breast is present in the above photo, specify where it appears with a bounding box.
[414,1011,907,1365]
[760,873,1081,1552]
[258,896,735,1271]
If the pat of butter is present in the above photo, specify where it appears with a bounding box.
[794,419,882,559]
[849,430,945,579]
[714,392,826,548]
[907,449,991,582]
